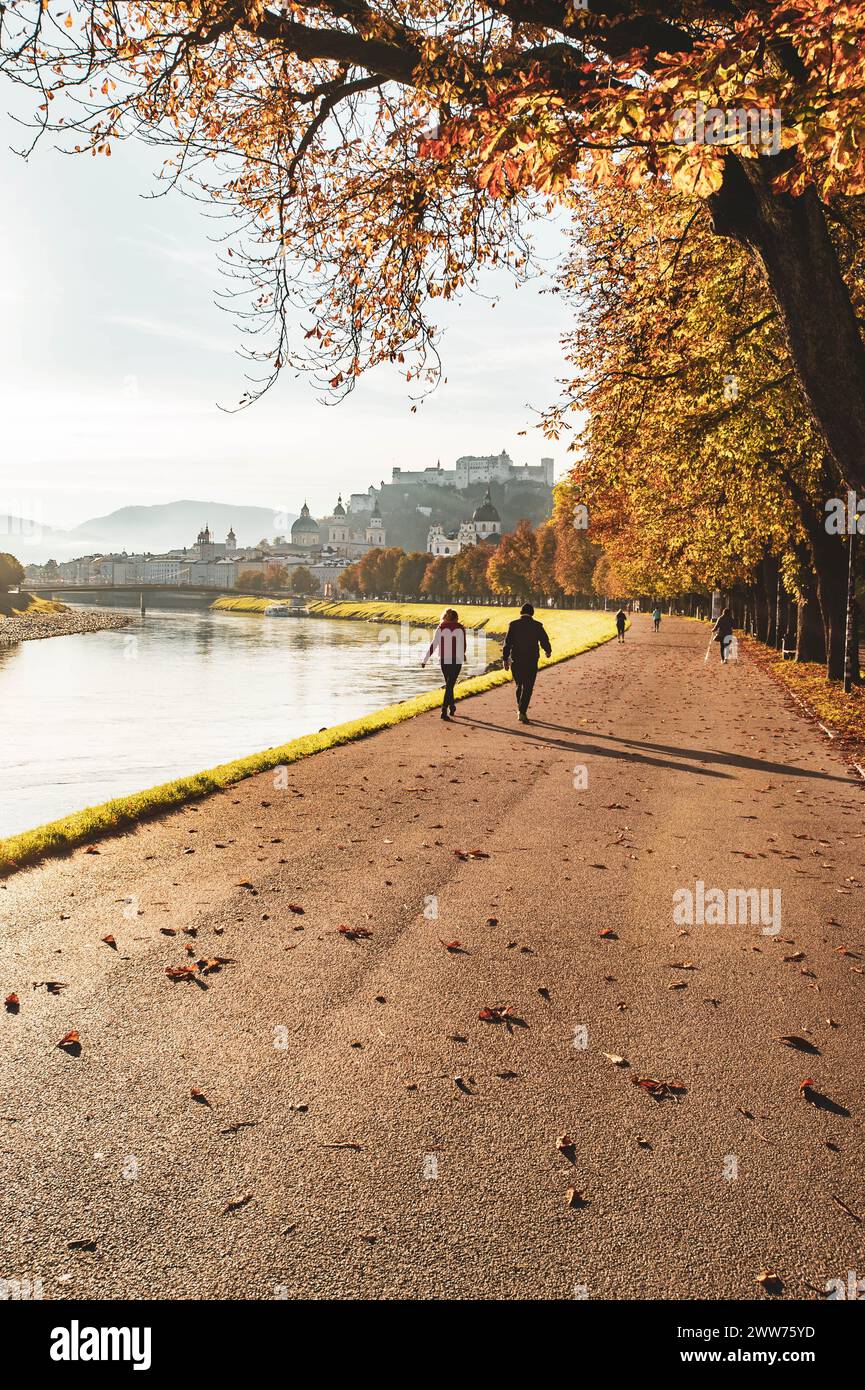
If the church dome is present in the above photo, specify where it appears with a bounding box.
[291,502,317,538]
[333,494,346,517]
[472,488,500,523]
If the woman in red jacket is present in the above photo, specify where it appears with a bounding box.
[421,608,467,720]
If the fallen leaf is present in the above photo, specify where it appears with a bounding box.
[601,1052,628,1066]
[565,1187,587,1208]
[756,1270,783,1294]
[101,935,117,949]
[165,964,197,981]
[338,925,372,940]
[632,1076,686,1101]
[223,1194,253,1214]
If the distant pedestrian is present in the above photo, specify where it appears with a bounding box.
[502,603,552,724]
[421,608,466,720]
[652,607,661,633]
[711,607,735,663]
[615,608,627,643]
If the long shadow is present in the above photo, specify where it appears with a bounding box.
[528,721,857,784]
[457,716,731,780]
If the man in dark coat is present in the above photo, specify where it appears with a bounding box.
[502,603,552,723]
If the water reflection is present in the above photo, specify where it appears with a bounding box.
[0,603,485,837]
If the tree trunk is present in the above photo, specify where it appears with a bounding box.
[709,154,865,493]
[810,530,849,680]
[796,581,825,663]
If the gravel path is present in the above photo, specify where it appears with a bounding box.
[0,615,863,1301]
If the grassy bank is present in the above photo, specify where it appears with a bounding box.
[213,594,613,661]
[745,638,865,769]
[0,591,65,618]
[210,594,300,613]
[0,605,616,877]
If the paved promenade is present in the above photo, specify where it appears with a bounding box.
[1,616,862,1299]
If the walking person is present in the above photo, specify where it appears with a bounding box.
[711,606,735,663]
[615,607,627,643]
[421,608,467,720]
[652,606,662,633]
[503,603,551,724]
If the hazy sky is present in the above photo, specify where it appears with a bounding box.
[0,91,573,529]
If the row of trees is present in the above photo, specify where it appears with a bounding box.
[547,180,865,681]
[339,519,600,603]
[237,564,319,595]
[5,5,865,683]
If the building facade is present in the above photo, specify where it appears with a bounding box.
[426,489,501,556]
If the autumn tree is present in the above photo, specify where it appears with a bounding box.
[4,2,865,496]
[449,540,493,599]
[548,179,861,673]
[290,564,318,594]
[0,552,25,593]
[394,550,431,597]
[339,560,362,596]
[530,522,561,603]
[488,519,536,599]
[420,555,452,600]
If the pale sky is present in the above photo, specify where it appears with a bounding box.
[0,91,573,530]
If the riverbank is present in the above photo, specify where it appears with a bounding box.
[2,615,862,1300]
[0,602,130,645]
[212,595,613,656]
[0,606,615,875]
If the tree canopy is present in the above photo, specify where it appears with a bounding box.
[3,1,865,489]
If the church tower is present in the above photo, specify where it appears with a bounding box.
[365,497,385,547]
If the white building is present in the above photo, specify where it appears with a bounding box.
[191,524,229,561]
[455,450,554,488]
[321,494,386,557]
[426,489,502,556]
[290,502,321,548]
[181,559,237,588]
[143,557,185,583]
[391,460,457,488]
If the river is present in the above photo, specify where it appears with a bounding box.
[0,602,490,838]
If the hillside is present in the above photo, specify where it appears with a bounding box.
[376,479,553,551]
[71,500,293,553]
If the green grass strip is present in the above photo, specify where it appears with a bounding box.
[0,604,616,877]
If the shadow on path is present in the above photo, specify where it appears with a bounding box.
[459,717,856,785]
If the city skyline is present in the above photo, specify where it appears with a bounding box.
[0,97,571,530]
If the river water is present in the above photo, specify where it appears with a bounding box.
[0,603,490,838]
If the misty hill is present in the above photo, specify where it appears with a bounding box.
[70,501,295,554]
